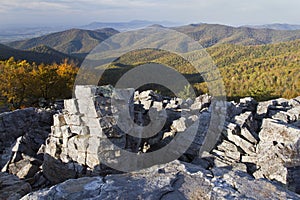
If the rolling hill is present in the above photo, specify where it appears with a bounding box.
[0,43,80,64]
[173,23,300,47]
[8,28,119,57]
[8,23,300,56]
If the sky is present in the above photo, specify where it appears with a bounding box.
[1,0,300,27]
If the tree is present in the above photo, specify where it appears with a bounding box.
[0,58,78,109]
[0,58,33,108]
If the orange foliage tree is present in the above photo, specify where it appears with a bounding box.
[0,58,78,109]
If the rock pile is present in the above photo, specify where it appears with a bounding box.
[0,108,54,189]
[0,85,300,199]
[43,85,216,183]
[208,96,300,193]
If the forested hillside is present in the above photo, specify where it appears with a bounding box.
[98,39,300,101]
[0,44,79,64]
[208,40,300,100]
[174,23,300,47]
[8,28,119,58]
[8,23,300,56]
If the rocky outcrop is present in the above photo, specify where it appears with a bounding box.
[21,160,300,200]
[36,86,300,196]
[0,85,300,199]
[253,119,300,192]
[208,96,300,193]
[0,108,55,190]
[42,85,215,184]
[42,85,135,183]
[0,172,32,200]
[254,98,300,194]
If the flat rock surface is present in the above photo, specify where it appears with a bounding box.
[22,161,300,200]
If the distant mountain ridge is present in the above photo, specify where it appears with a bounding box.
[81,20,179,31]
[244,23,300,30]
[0,26,71,43]
[2,21,300,43]
[8,23,300,55]
[0,21,178,43]
[0,43,79,64]
[8,28,119,57]
[5,22,300,64]
[173,23,300,47]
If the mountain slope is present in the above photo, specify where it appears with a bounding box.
[207,40,300,100]
[174,23,300,47]
[0,43,79,64]
[96,39,300,101]
[8,28,119,56]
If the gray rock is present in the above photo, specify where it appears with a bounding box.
[222,123,255,155]
[1,84,300,199]
[216,140,240,161]
[0,172,32,200]
[140,99,152,110]
[213,168,300,200]
[0,108,54,184]
[254,119,300,192]
[171,117,187,133]
[270,106,300,123]
[189,94,211,111]
[289,97,300,107]
[240,127,258,144]
[8,158,40,179]
[42,154,77,184]
[256,98,291,119]
[22,161,300,200]
[238,97,258,112]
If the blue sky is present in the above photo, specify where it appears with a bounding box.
[1,0,300,26]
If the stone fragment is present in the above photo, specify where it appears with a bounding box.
[240,127,258,144]
[222,126,255,155]
[64,99,79,115]
[171,117,187,132]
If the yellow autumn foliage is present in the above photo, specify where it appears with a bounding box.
[0,58,78,109]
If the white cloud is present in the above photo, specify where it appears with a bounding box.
[0,0,69,12]
[1,0,300,26]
